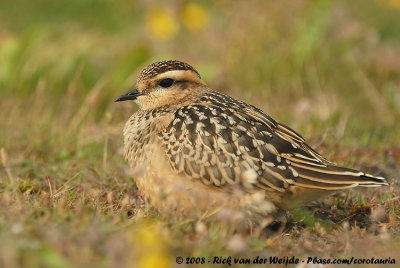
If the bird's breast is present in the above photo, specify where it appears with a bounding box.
[123,109,174,169]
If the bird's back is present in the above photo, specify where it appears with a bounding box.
[159,90,387,199]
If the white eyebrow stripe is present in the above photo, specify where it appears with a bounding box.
[154,70,205,85]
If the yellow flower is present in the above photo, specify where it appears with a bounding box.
[130,222,171,268]
[138,253,170,268]
[145,7,179,40]
[181,3,209,31]
[377,0,400,10]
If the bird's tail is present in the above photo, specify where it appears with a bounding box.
[289,161,388,190]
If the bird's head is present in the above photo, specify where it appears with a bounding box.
[115,60,206,110]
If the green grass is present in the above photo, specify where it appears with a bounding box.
[1,0,400,267]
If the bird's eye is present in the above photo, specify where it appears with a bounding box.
[159,78,174,88]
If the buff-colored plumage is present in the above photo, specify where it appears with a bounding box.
[116,60,388,222]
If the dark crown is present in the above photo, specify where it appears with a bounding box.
[138,60,201,81]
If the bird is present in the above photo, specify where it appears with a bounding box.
[115,60,388,222]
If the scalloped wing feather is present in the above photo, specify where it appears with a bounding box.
[159,91,387,197]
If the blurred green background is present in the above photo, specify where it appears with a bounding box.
[0,0,400,267]
[1,0,400,152]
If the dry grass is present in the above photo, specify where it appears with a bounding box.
[0,0,400,267]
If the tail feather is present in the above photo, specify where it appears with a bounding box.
[290,161,388,190]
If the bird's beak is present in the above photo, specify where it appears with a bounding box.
[115,89,143,102]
